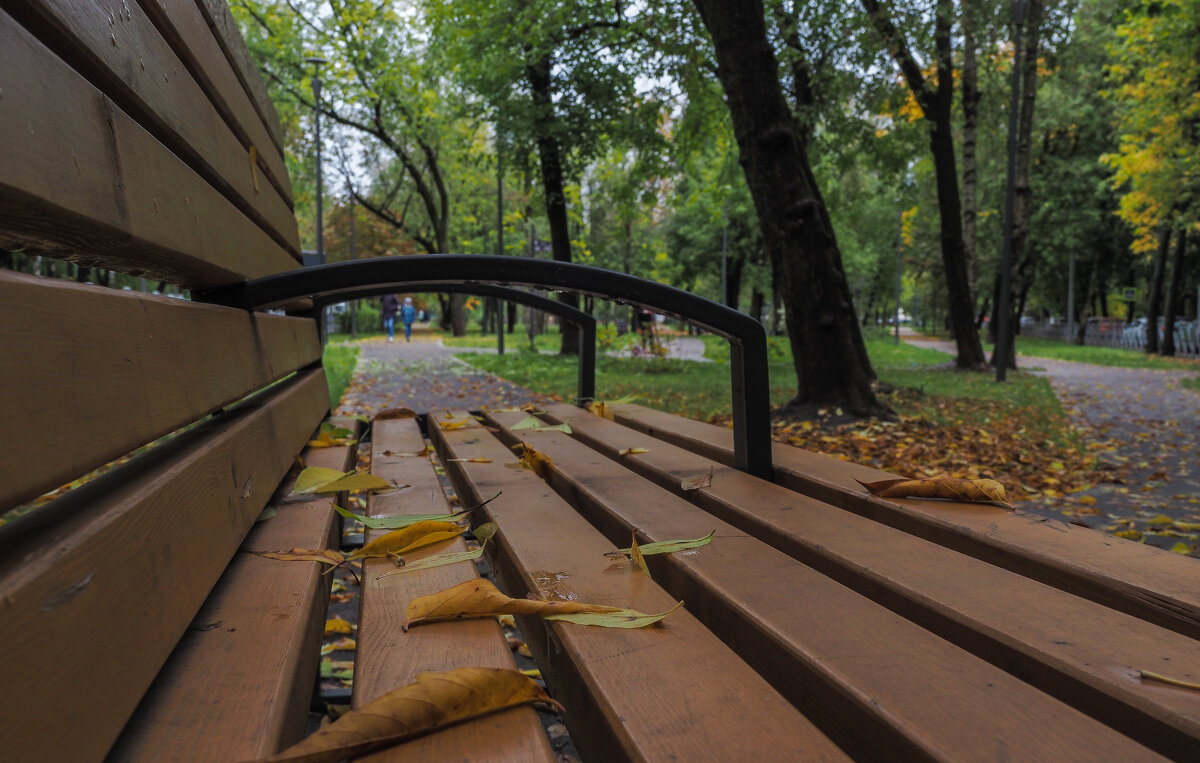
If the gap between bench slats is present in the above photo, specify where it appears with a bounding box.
[488,408,1177,761]
[429,410,849,763]
[8,0,298,257]
[519,404,1200,760]
[0,271,321,511]
[108,426,359,761]
[0,370,328,763]
[355,416,555,762]
[609,402,1200,640]
[0,10,295,287]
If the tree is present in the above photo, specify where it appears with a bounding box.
[860,0,988,369]
[690,0,890,418]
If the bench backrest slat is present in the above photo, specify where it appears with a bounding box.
[0,5,299,288]
[0,270,321,512]
[0,369,329,762]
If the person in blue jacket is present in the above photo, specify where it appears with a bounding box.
[401,297,417,342]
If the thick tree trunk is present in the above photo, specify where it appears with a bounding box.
[1160,229,1187,356]
[862,0,987,369]
[527,53,580,356]
[750,288,765,325]
[1146,226,1171,354]
[692,0,888,418]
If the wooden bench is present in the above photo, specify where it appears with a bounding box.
[3,1,1199,761]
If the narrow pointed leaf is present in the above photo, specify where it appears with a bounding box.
[855,476,1013,507]
[547,601,684,628]
[255,548,345,566]
[376,540,489,582]
[1139,670,1200,691]
[404,578,622,630]
[609,530,716,557]
[619,447,650,456]
[333,504,465,530]
[630,533,651,578]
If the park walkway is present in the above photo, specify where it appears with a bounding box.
[904,335,1200,552]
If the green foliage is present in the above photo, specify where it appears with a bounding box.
[334,303,381,334]
[322,343,361,409]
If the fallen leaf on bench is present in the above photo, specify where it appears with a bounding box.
[447,457,493,463]
[375,542,488,582]
[585,401,615,420]
[854,476,1013,508]
[510,416,573,434]
[255,548,345,566]
[324,617,354,635]
[374,407,418,420]
[510,443,554,478]
[474,521,499,545]
[320,637,356,655]
[292,467,395,496]
[1138,670,1200,692]
[293,467,348,494]
[404,578,681,630]
[630,533,651,578]
[258,667,561,763]
[440,418,475,431]
[341,520,464,567]
[256,507,277,523]
[334,504,461,530]
[680,466,714,491]
[607,530,716,558]
[619,447,651,456]
[308,431,356,448]
[380,445,434,458]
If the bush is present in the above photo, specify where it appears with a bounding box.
[335,302,381,334]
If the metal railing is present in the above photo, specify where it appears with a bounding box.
[1020,319,1200,357]
[198,255,773,478]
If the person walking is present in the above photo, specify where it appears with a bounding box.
[401,297,417,342]
[381,293,400,342]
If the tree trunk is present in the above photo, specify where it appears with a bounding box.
[862,0,987,369]
[750,288,764,325]
[527,53,580,356]
[692,0,888,418]
[1160,229,1187,356]
[961,4,980,289]
[1146,226,1171,354]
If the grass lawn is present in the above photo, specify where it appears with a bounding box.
[920,331,1200,370]
[322,343,361,409]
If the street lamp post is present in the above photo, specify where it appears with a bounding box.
[995,0,1027,382]
[306,56,328,265]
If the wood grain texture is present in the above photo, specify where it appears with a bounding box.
[9,0,299,256]
[0,271,321,512]
[429,411,848,763]
[194,0,287,157]
[609,402,1200,640]
[529,404,1200,760]
[138,0,295,211]
[0,11,296,287]
[353,417,555,763]
[0,370,328,763]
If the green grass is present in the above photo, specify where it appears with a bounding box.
[437,324,565,353]
[1183,376,1200,392]
[322,343,360,409]
[1002,335,1200,370]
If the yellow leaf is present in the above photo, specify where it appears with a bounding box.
[1077,495,1098,506]
[513,443,553,479]
[855,476,1013,507]
[320,637,356,655]
[319,472,395,494]
[292,466,347,495]
[446,457,493,463]
[344,520,464,566]
[441,418,474,431]
[1148,514,1174,526]
[1115,529,1143,540]
[324,617,354,636]
[680,466,714,492]
[404,578,679,630]
[1138,670,1200,692]
[619,447,650,456]
[255,547,345,566]
[1169,542,1192,555]
[260,668,559,762]
[517,643,532,658]
[630,532,651,578]
[520,668,541,678]
[585,401,614,420]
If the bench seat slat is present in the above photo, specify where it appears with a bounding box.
[356,417,555,762]
[0,271,321,511]
[609,403,1200,640]
[0,370,328,763]
[0,10,296,287]
[430,411,849,763]
[11,0,299,256]
[489,409,1173,761]
[108,431,357,761]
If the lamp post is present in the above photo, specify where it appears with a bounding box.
[995,0,1027,382]
[306,56,328,265]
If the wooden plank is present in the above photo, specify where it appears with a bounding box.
[609,402,1200,639]
[195,0,288,159]
[428,411,849,763]
[353,416,555,762]
[10,0,298,256]
[138,0,295,210]
[0,11,296,287]
[528,404,1200,759]
[0,370,328,763]
[0,271,321,512]
[110,425,358,760]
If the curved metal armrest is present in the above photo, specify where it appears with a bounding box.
[199,255,772,478]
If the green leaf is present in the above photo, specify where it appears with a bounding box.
[333,504,463,530]
[546,601,684,628]
[376,541,489,581]
[293,466,349,495]
[610,530,716,557]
